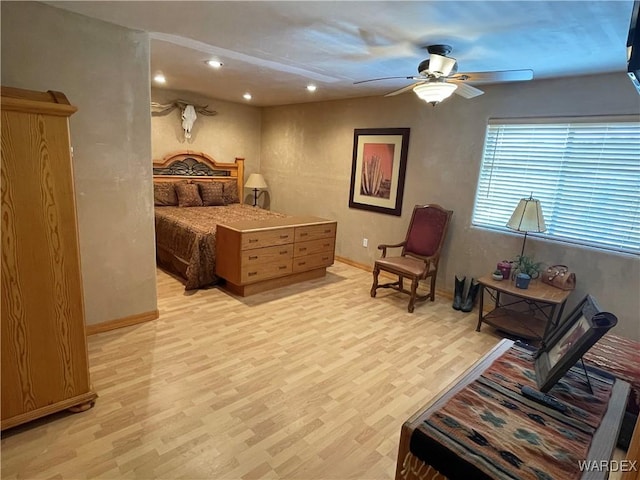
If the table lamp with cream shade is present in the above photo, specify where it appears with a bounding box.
[245,173,268,207]
[506,194,547,258]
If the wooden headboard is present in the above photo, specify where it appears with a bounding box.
[152,150,245,201]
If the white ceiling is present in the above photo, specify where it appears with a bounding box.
[46,1,635,107]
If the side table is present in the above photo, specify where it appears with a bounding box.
[476,275,572,341]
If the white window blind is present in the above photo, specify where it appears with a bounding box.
[472,117,640,255]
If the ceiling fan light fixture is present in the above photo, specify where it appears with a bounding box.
[413,82,458,105]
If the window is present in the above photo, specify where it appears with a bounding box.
[472,116,640,255]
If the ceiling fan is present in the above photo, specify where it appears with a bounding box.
[354,44,534,105]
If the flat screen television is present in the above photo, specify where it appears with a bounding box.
[628,0,640,93]
[534,295,617,393]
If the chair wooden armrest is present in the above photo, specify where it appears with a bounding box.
[377,241,406,258]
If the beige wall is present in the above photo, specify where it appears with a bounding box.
[151,89,262,203]
[261,73,640,341]
[1,2,158,326]
[3,2,637,342]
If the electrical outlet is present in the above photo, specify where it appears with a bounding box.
[362,238,368,247]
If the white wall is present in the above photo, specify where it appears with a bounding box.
[1,2,158,326]
[261,73,640,341]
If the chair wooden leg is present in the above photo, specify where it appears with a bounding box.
[371,265,380,297]
[430,275,437,301]
[408,278,419,313]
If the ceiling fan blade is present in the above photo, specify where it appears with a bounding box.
[450,81,484,99]
[428,53,457,77]
[353,76,418,85]
[449,69,534,83]
[384,82,424,97]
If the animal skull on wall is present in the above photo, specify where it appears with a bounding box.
[181,105,197,139]
[151,100,217,140]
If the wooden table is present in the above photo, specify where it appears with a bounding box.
[476,275,572,342]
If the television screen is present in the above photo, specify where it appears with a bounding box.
[534,295,617,393]
[628,0,640,94]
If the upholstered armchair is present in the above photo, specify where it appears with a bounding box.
[370,204,453,312]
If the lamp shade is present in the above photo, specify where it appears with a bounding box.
[413,82,458,105]
[506,196,547,233]
[245,173,268,189]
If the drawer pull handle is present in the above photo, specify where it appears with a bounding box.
[298,261,306,266]
[248,272,257,276]
[248,255,258,260]
[280,235,289,239]
[299,247,307,251]
[323,243,330,247]
[279,265,287,270]
[249,239,258,243]
[322,257,329,261]
[300,232,308,237]
[280,250,288,254]
[324,229,331,233]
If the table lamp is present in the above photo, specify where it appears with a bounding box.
[506,194,547,258]
[245,173,268,207]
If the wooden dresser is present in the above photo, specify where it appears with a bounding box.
[216,216,337,296]
[1,86,97,430]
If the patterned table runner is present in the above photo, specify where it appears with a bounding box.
[410,344,614,480]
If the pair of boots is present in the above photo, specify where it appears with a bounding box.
[452,276,479,312]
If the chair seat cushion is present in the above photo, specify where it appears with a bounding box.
[375,256,429,277]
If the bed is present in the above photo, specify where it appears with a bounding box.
[153,151,286,289]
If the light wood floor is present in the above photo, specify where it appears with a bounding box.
[1,261,501,479]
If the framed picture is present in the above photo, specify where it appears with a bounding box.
[349,128,410,216]
[534,295,617,392]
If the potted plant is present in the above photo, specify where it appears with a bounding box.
[512,254,543,289]
[492,269,504,281]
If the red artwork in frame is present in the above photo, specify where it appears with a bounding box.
[349,128,410,216]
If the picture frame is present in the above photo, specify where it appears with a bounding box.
[348,128,410,216]
[534,295,617,392]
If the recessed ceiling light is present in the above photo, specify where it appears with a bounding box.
[243,93,252,100]
[153,74,166,84]
[206,60,223,68]
[306,84,317,92]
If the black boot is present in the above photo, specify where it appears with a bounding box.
[452,276,466,310]
[461,279,480,312]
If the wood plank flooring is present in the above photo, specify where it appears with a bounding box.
[1,261,501,479]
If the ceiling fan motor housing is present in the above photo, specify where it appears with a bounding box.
[418,59,458,76]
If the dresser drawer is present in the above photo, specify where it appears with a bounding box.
[241,228,294,250]
[241,244,293,267]
[294,223,336,242]
[293,237,335,258]
[241,260,292,283]
[292,252,334,273]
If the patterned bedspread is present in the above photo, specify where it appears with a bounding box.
[584,334,640,415]
[154,204,286,289]
[410,344,614,480]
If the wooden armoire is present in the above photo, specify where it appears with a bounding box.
[1,86,96,430]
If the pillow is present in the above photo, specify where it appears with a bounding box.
[222,180,240,204]
[197,182,226,206]
[153,182,178,206]
[175,183,203,207]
